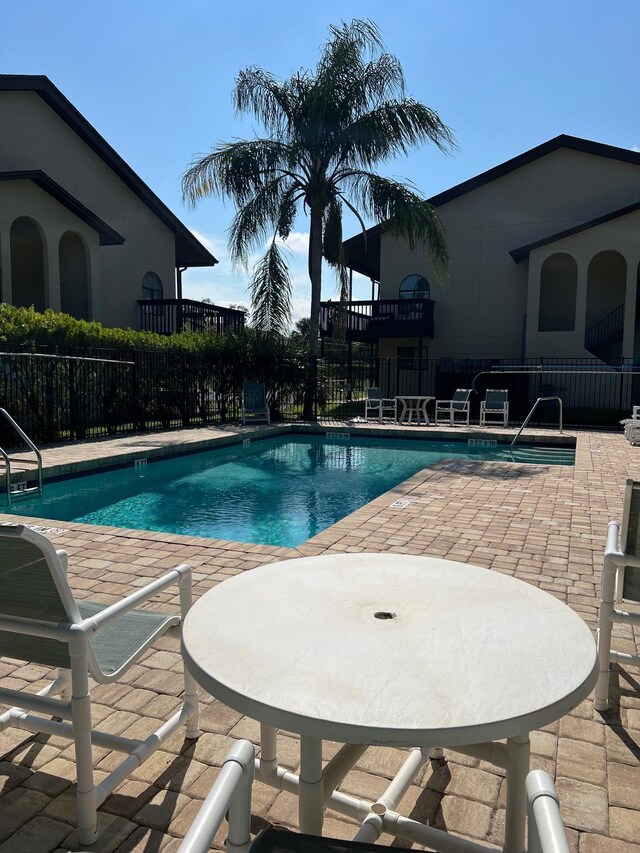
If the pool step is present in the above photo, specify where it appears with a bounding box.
[508,447,574,465]
[9,484,43,501]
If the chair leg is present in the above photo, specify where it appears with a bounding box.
[58,668,71,699]
[69,639,98,845]
[179,569,202,739]
[595,543,619,711]
[183,665,203,739]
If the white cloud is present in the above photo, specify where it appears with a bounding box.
[274,231,309,255]
[633,145,640,153]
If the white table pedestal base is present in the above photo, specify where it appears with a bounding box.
[258,727,529,853]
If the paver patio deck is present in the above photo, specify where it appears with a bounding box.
[0,423,638,852]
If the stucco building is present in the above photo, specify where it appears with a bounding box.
[0,75,242,334]
[325,136,640,367]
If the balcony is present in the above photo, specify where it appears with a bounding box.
[139,299,245,335]
[320,298,434,343]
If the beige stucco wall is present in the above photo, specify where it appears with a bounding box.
[525,209,640,358]
[0,91,177,328]
[378,148,640,360]
[0,180,102,316]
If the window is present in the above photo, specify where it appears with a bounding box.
[142,271,163,301]
[399,274,430,300]
[397,345,426,368]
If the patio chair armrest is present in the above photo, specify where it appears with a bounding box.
[178,740,254,853]
[526,770,570,853]
[78,564,192,634]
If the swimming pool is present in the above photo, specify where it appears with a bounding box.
[9,434,574,547]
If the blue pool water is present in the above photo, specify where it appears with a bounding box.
[10,435,574,547]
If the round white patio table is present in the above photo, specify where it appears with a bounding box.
[395,394,434,425]
[182,553,597,853]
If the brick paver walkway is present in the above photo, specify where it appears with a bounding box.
[0,424,638,852]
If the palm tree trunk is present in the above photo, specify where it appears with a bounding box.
[303,205,323,420]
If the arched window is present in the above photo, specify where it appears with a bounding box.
[142,271,163,301]
[399,274,430,300]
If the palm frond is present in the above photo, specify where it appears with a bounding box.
[234,68,295,135]
[322,198,343,265]
[229,176,294,266]
[336,99,455,169]
[303,19,389,156]
[250,241,293,334]
[347,172,449,276]
[276,186,300,240]
[182,140,298,207]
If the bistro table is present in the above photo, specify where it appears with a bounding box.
[182,554,597,853]
[395,394,434,425]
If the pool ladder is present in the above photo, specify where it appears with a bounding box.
[511,397,563,448]
[0,408,43,505]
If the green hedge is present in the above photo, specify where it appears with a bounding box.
[0,304,225,352]
[0,306,309,440]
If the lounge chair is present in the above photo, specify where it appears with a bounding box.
[242,382,270,425]
[594,479,640,711]
[434,388,472,426]
[479,389,509,427]
[621,407,640,443]
[364,387,396,423]
[0,524,201,844]
[178,740,571,853]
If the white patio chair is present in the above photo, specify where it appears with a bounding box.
[479,389,509,427]
[626,421,640,445]
[594,479,640,711]
[242,382,270,425]
[177,740,254,853]
[435,388,472,426]
[178,746,569,853]
[0,524,201,845]
[364,388,396,423]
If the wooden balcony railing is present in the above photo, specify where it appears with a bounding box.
[320,298,435,342]
[139,299,246,336]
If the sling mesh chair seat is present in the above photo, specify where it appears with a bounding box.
[242,382,270,425]
[435,388,472,426]
[176,741,571,853]
[0,524,201,845]
[594,479,640,710]
[364,388,396,423]
[479,389,509,427]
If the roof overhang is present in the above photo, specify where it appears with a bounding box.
[510,199,640,263]
[343,134,640,280]
[0,75,217,267]
[0,170,125,245]
[342,226,383,280]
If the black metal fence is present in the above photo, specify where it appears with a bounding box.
[0,346,306,448]
[0,347,636,448]
[316,356,640,429]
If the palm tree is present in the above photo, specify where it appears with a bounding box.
[182,19,454,418]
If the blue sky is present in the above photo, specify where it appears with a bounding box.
[3,1,639,319]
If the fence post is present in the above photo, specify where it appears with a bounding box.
[131,359,143,432]
[68,358,80,440]
[312,356,318,421]
[181,353,190,427]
